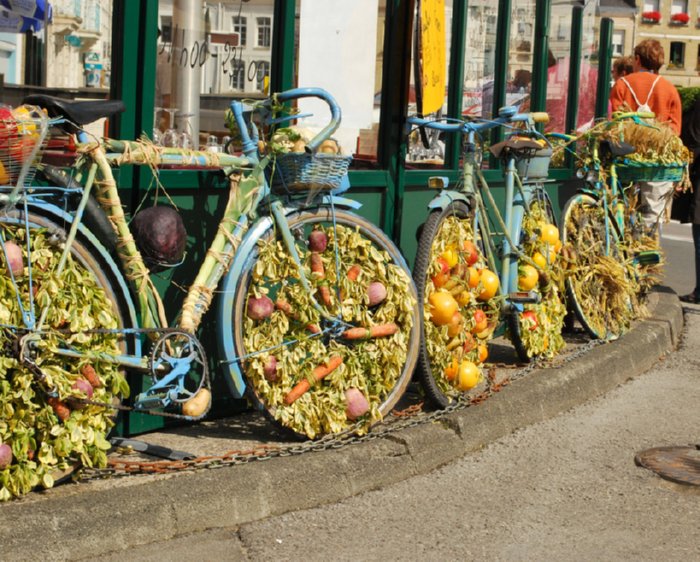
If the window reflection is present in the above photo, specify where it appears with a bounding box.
[506,0,535,112]
[463,2,498,119]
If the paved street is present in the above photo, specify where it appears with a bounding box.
[90,224,700,561]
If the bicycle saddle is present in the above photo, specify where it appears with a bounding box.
[599,139,636,158]
[22,94,125,133]
[489,137,543,158]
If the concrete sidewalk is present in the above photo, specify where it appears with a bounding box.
[0,288,684,561]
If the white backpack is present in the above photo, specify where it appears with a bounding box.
[620,75,661,114]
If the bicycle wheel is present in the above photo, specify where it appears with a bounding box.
[231,207,419,439]
[508,192,567,362]
[621,183,663,299]
[413,201,499,408]
[560,193,637,339]
[0,207,132,500]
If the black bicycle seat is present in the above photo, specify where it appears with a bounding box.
[22,94,125,133]
[599,139,636,157]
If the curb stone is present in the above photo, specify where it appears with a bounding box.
[0,289,683,560]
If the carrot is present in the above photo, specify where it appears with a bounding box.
[342,323,399,340]
[47,397,71,421]
[310,252,332,306]
[347,264,362,281]
[81,364,102,389]
[276,299,321,334]
[284,355,344,404]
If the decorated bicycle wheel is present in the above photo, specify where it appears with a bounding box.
[508,195,567,361]
[232,208,419,439]
[560,193,639,339]
[413,202,499,408]
[0,209,131,500]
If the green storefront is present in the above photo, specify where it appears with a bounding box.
[2,0,614,433]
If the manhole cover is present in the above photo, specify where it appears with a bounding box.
[635,446,700,486]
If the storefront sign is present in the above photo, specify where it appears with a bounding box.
[417,0,446,115]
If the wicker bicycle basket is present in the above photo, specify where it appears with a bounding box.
[270,151,352,194]
[0,105,50,188]
[615,161,685,183]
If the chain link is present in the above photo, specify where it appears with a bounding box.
[79,336,606,481]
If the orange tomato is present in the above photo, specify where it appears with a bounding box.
[447,312,464,337]
[478,344,488,363]
[444,357,459,382]
[554,239,563,254]
[471,308,488,334]
[477,269,499,301]
[518,264,539,291]
[522,310,539,331]
[467,266,480,289]
[462,240,479,266]
[428,291,459,326]
[457,361,481,391]
[540,223,560,245]
[431,270,449,288]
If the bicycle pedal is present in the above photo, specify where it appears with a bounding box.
[634,250,661,266]
[508,291,541,304]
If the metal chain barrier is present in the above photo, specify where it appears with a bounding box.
[79,336,605,481]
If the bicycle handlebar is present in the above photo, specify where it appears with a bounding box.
[407,107,549,137]
[229,87,342,158]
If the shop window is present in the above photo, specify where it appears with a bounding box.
[463,3,498,120]
[154,1,275,149]
[294,0,389,169]
[232,16,247,47]
[669,42,685,69]
[257,17,271,48]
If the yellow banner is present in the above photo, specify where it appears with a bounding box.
[418,0,446,115]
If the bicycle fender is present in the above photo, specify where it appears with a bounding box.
[321,194,362,210]
[216,214,264,400]
[427,191,470,211]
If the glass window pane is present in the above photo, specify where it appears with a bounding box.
[295,0,387,169]
[546,1,574,134]
[576,3,599,131]
[463,3,498,120]
[407,0,453,167]
[507,0,535,112]
[155,1,275,149]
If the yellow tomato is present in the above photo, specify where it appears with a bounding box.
[540,223,560,245]
[456,290,471,307]
[477,269,499,301]
[440,247,459,269]
[0,161,8,184]
[518,264,539,291]
[457,361,481,391]
[554,238,563,254]
[532,251,547,269]
[428,291,459,326]
[478,344,488,363]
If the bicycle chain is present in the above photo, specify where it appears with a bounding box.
[79,337,605,481]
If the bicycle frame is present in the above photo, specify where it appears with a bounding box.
[5,88,355,414]
[408,108,552,315]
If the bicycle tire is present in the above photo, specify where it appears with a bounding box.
[231,207,419,439]
[508,191,567,362]
[413,201,496,408]
[560,193,635,339]
[0,208,132,498]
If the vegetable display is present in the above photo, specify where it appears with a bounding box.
[241,223,415,439]
[511,202,566,358]
[0,225,128,500]
[423,217,498,400]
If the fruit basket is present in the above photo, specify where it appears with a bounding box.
[615,160,685,183]
[0,105,50,188]
[270,151,352,194]
[515,147,552,180]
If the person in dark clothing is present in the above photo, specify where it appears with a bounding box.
[679,95,700,303]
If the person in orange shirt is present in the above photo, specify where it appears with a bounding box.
[610,39,682,232]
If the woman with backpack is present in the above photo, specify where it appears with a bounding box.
[610,39,683,232]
